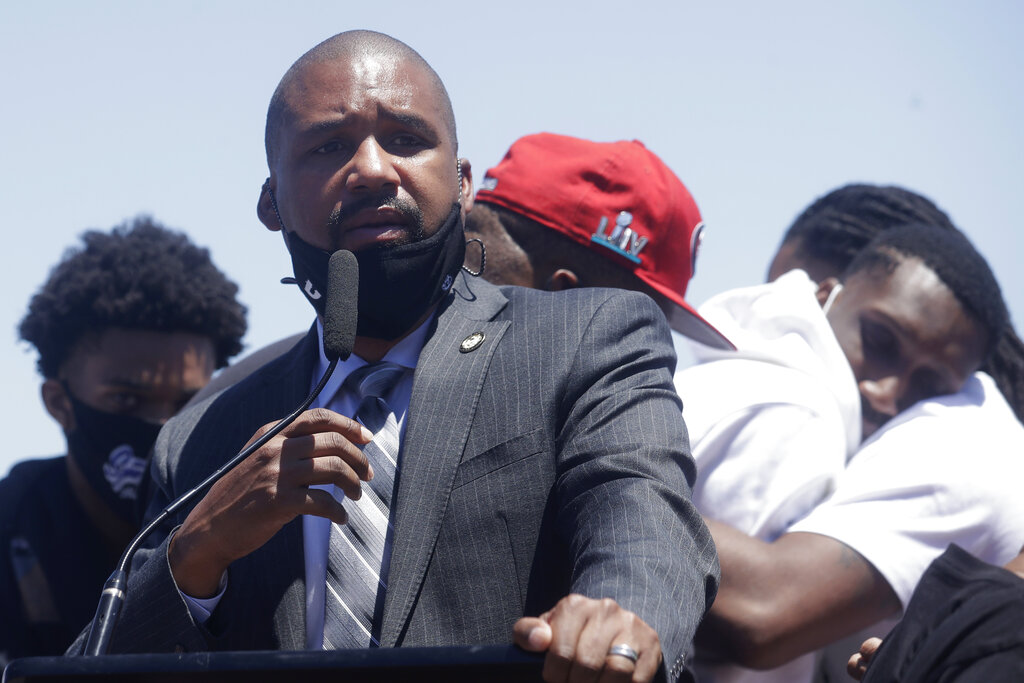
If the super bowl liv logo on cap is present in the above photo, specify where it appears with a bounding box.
[591,211,648,263]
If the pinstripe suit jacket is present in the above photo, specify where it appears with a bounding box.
[101,273,719,681]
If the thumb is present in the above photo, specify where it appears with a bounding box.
[513,617,552,652]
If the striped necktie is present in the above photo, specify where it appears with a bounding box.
[322,362,406,649]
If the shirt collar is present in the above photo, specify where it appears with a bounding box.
[311,314,433,397]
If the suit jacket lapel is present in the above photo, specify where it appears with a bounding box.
[380,274,510,646]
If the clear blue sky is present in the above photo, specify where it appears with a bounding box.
[2,1,1021,475]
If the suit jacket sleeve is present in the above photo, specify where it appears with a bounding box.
[555,291,720,680]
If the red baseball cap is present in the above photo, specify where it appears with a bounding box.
[475,132,733,350]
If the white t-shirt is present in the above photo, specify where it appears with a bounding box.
[792,371,1024,606]
[792,371,1024,681]
[676,271,861,683]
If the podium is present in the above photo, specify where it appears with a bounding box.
[3,645,544,682]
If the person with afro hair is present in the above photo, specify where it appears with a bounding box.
[0,216,246,661]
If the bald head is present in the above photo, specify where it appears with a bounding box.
[264,30,457,167]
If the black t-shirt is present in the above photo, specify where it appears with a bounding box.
[862,543,1024,682]
[0,457,119,661]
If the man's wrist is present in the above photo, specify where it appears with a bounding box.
[168,527,228,598]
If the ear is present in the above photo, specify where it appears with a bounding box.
[257,177,282,232]
[458,158,474,215]
[544,268,580,292]
[816,277,841,307]
[42,379,75,432]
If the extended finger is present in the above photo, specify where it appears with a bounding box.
[281,432,372,495]
[281,407,375,444]
[242,407,367,444]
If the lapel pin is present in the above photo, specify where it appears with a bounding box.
[460,332,485,353]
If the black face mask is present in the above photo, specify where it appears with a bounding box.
[282,203,467,340]
[64,390,161,523]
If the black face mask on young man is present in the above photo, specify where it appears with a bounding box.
[64,390,161,523]
[282,202,467,340]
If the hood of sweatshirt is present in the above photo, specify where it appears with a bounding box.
[687,269,862,457]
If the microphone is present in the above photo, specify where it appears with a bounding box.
[323,250,358,362]
[83,250,359,655]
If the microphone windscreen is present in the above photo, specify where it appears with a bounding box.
[323,250,359,361]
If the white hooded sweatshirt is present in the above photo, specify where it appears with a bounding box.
[677,269,861,542]
[677,270,861,683]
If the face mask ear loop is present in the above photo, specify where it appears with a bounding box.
[264,178,287,229]
[267,178,302,287]
[462,238,485,277]
[823,282,843,314]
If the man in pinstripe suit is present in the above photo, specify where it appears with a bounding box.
[96,31,718,682]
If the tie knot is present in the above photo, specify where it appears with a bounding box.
[345,362,406,401]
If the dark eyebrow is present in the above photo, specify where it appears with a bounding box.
[292,109,444,147]
[294,108,441,142]
[378,109,439,138]
[296,117,350,138]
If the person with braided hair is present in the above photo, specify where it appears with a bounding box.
[693,187,1024,683]
[768,183,1024,421]
[766,183,957,284]
[459,162,1022,681]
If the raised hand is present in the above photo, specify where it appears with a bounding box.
[168,408,373,597]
